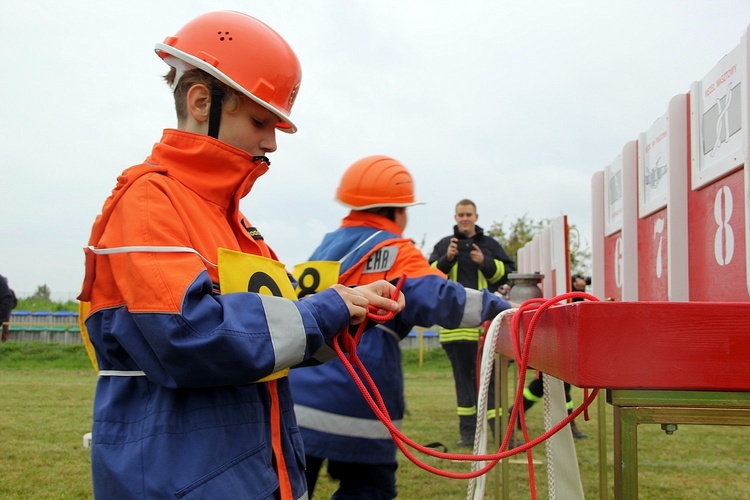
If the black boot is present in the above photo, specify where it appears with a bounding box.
[570,419,587,439]
[456,436,474,448]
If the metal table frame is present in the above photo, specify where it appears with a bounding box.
[608,389,750,499]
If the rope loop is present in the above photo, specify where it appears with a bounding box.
[332,287,601,484]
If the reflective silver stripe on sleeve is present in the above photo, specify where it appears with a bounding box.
[99,370,146,376]
[294,405,401,439]
[459,288,484,328]
[259,294,306,371]
[337,230,383,263]
[87,245,217,268]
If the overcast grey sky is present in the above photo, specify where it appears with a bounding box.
[2,1,749,298]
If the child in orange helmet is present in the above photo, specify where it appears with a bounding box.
[79,12,403,499]
[288,156,511,498]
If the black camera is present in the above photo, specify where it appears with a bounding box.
[456,239,474,252]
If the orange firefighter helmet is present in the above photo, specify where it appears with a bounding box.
[336,155,424,209]
[155,11,302,133]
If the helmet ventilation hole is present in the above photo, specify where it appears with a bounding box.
[217,31,233,41]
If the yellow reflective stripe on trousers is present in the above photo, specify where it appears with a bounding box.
[457,405,477,416]
[487,408,502,419]
[524,386,543,402]
[439,327,482,342]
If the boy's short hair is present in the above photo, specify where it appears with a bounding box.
[361,206,399,221]
[455,199,476,211]
[163,67,241,124]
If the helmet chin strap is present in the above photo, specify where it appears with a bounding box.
[252,155,271,166]
[207,83,225,139]
[206,82,271,168]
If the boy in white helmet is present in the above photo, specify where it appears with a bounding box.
[78,12,403,499]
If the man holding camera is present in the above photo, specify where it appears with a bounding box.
[429,199,515,447]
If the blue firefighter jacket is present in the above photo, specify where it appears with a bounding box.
[288,211,510,464]
[81,131,351,499]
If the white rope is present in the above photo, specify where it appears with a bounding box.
[465,303,586,500]
[544,373,586,499]
[467,308,516,500]
[543,372,556,499]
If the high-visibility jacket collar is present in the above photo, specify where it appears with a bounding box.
[341,210,403,236]
[150,129,270,210]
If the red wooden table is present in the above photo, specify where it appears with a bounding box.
[495,301,750,499]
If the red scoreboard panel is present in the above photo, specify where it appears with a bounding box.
[687,35,750,301]
[594,28,750,304]
[687,169,748,300]
[636,94,689,301]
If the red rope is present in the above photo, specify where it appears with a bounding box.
[333,280,601,485]
[505,292,601,497]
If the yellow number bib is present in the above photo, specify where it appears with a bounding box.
[291,261,341,298]
[218,248,299,382]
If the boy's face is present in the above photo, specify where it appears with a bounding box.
[218,96,279,157]
[454,203,478,236]
[395,207,408,232]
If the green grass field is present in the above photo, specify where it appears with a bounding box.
[1,343,748,499]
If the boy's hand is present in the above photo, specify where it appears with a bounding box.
[331,281,405,325]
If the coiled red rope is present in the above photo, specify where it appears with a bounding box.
[332,277,600,486]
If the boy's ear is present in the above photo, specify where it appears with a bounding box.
[186,84,211,124]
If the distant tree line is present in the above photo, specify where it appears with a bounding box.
[16,285,78,312]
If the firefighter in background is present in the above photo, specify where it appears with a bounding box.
[288,156,511,498]
[429,200,516,447]
[79,12,402,499]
